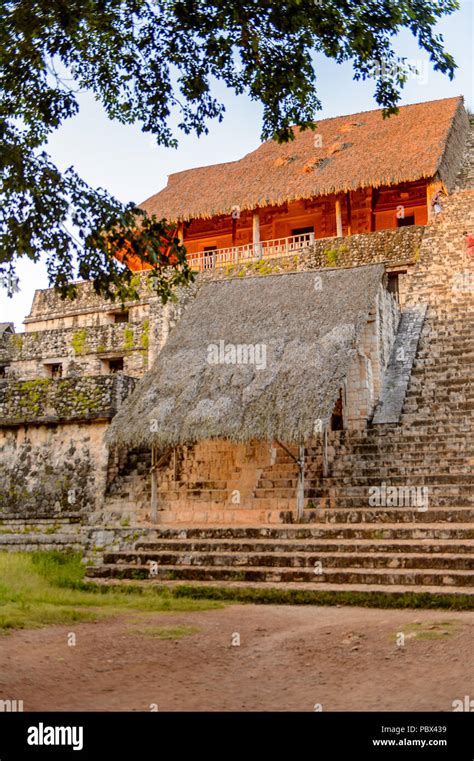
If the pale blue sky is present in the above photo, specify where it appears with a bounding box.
[3,1,473,329]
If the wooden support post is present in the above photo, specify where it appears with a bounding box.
[297,443,305,521]
[335,198,343,238]
[252,211,261,258]
[322,426,328,478]
[370,188,377,232]
[346,191,352,236]
[177,222,184,245]
[150,446,158,524]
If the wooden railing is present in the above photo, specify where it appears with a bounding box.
[188,233,316,271]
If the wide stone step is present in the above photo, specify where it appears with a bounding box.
[155,508,294,524]
[319,475,474,486]
[336,448,474,460]
[0,521,82,534]
[134,523,474,540]
[300,507,474,523]
[102,549,474,572]
[133,537,474,555]
[0,534,83,549]
[337,449,474,462]
[339,436,474,447]
[305,494,474,509]
[86,563,474,587]
[401,420,474,431]
[329,468,473,479]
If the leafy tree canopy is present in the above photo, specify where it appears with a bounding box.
[0,0,458,302]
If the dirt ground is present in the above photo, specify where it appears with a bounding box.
[0,605,472,712]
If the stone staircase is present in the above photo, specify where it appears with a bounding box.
[372,303,427,424]
[99,448,152,525]
[86,517,473,595]
[86,120,474,600]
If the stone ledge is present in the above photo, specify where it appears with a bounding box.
[0,374,136,426]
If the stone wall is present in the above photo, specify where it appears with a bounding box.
[24,277,153,330]
[344,285,400,428]
[0,375,135,425]
[0,421,109,518]
[2,277,200,381]
[196,225,424,282]
[0,322,150,379]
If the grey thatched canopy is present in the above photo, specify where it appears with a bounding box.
[107,265,385,448]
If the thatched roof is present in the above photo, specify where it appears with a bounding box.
[0,323,14,336]
[140,97,467,223]
[107,264,385,448]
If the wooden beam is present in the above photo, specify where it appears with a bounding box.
[335,198,343,238]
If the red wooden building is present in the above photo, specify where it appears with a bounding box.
[137,96,467,271]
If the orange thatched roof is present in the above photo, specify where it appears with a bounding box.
[141,96,466,222]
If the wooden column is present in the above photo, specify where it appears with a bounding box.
[426,184,432,223]
[346,191,352,236]
[370,188,377,232]
[252,211,261,258]
[177,222,184,245]
[335,198,343,238]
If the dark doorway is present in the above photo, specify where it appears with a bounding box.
[397,215,415,227]
[331,390,344,431]
[291,226,315,237]
[108,357,124,373]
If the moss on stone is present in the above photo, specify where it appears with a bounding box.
[71,329,88,356]
[123,325,134,351]
[13,379,49,415]
[10,334,23,352]
[140,320,149,350]
[323,244,348,267]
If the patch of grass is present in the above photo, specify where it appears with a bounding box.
[0,603,98,632]
[172,585,474,611]
[130,624,200,640]
[390,619,463,642]
[0,552,224,632]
